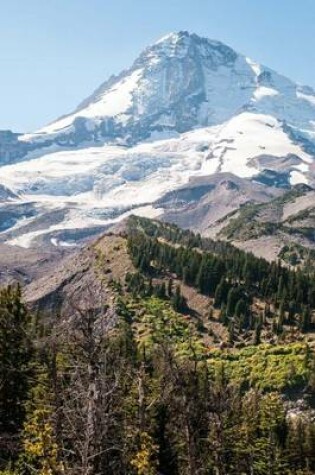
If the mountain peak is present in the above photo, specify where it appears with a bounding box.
[154,30,191,43]
[142,31,237,63]
[154,30,226,47]
[19,30,315,178]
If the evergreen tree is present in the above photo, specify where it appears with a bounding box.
[254,323,262,345]
[172,285,186,313]
[167,279,173,298]
[0,285,33,464]
[301,306,311,333]
[214,277,229,308]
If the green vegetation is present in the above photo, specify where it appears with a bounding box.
[285,206,315,224]
[279,243,315,268]
[222,217,278,240]
[218,186,315,245]
[1,216,315,474]
[0,285,315,474]
[284,225,315,241]
[218,202,270,240]
[207,343,309,391]
[125,296,205,358]
[128,216,315,336]
[0,285,33,464]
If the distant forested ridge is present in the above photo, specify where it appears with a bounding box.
[127,216,315,335]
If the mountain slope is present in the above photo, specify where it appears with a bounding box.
[22,31,315,150]
[0,31,314,247]
[22,215,315,351]
[3,215,315,474]
[215,184,315,263]
[156,172,282,232]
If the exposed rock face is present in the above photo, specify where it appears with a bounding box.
[0,131,29,165]
[157,173,282,234]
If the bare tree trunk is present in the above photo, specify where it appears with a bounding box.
[184,418,196,475]
[82,361,100,475]
[138,362,146,433]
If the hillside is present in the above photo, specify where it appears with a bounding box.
[213,184,315,264]
[20,214,315,396]
[23,215,315,350]
[155,172,282,233]
[1,215,315,474]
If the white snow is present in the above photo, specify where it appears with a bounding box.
[246,57,262,77]
[150,32,191,60]
[1,111,313,246]
[29,69,143,137]
[9,205,163,248]
[3,113,313,202]
[51,238,77,247]
[296,90,315,107]
[295,162,309,173]
[200,112,313,178]
[290,170,308,185]
[253,86,279,100]
[20,33,315,150]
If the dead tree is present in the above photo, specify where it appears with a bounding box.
[57,285,120,475]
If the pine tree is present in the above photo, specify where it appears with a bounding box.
[301,306,311,333]
[0,285,33,460]
[18,365,64,475]
[254,323,261,345]
[167,279,173,298]
[214,277,228,308]
[235,298,247,318]
[172,285,185,313]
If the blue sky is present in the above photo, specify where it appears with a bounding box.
[1,0,315,131]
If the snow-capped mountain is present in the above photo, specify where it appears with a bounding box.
[0,31,314,248]
[20,31,315,149]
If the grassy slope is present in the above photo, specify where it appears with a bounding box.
[90,229,314,395]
